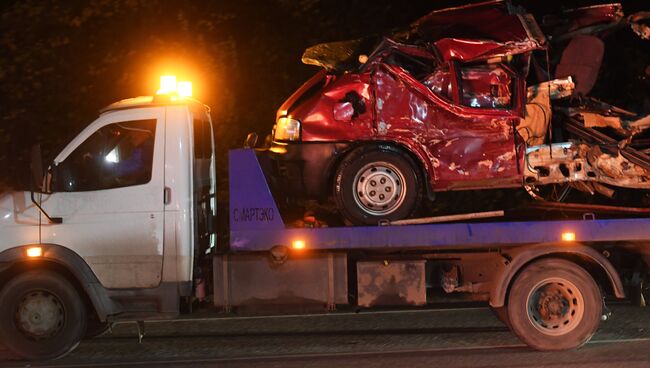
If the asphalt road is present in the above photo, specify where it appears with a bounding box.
[1,304,649,368]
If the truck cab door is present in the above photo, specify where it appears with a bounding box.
[41,107,166,289]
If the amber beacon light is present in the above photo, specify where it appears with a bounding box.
[157,75,193,98]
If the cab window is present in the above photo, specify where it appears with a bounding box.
[383,51,436,80]
[423,66,453,101]
[53,119,156,192]
[457,63,513,109]
[423,63,514,109]
[193,117,212,160]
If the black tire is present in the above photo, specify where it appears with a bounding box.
[506,258,602,351]
[0,270,87,360]
[334,146,422,225]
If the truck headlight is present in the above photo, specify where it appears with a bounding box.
[274,116,301,141]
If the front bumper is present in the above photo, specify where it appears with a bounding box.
[261,142,353,200]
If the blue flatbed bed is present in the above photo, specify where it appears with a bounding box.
[229,149,650,252]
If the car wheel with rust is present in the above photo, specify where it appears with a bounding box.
[506,258,602,351]
[335,147,422,225]
[0,270,87,360]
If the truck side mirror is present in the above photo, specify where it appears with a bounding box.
[29,144,62,223]
[334,91,366,122]
[30,144,44,192]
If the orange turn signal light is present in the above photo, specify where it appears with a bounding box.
[292,240,306,250]
[26,246,43,258]
[561,232,576,242]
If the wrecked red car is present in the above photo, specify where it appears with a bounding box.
[266,1,650,225]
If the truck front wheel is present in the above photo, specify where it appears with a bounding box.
[0,270,87,360]
[506,258,602,351]
[334,147,422,225]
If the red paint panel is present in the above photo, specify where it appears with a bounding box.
[559,4,624,30]
[412,1,540,45]
[434,38,543,63]
[292,73,375,141]
[277,69,328,120]
[372,65,521,190]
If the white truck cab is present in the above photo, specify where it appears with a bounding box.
[0,91,217,359]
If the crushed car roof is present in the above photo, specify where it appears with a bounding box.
[302,0,546,71]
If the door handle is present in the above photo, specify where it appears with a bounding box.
[164,187,172,205]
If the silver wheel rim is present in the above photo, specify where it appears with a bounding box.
[526,277,585,336]
[15,290,65,340]
[353,161,407,216]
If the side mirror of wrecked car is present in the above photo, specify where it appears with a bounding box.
[244,132,258,148]
[333,102,355,122]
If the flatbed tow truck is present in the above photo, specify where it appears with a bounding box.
[1,81,649,360]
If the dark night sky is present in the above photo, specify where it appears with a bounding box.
[0,0,648,192]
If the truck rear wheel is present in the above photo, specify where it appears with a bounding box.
[506,258,601,351]
[0,270,87,360]
[334,147,422,225]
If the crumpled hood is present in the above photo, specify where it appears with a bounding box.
[406,0,546,53]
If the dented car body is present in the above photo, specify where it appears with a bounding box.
[268,0,649,225]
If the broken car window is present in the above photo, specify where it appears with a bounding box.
[383,51,435,80]
[422,66,453,101]
[422,63,513,109]
[458,64,513,109]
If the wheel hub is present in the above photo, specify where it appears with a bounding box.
[15,291,65,340]
[353,162,406,216]
[539,292,567,319]
[527,279,584,336]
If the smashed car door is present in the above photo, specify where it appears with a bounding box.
[371,50,524,191]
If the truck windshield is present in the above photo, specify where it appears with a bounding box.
[52,119,156,192]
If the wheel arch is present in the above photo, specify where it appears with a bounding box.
[0,244,120,321]
[490,244,625,308]
[326,140,433,200]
